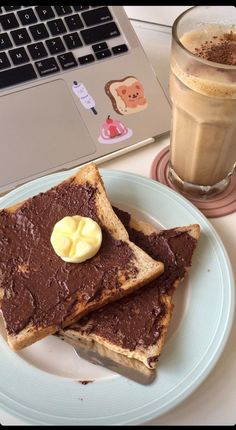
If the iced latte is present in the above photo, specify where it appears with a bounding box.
[169,6,236,196]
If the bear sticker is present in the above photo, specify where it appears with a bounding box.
[105,76,148,115]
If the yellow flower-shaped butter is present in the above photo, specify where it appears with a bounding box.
[50,215,102,263]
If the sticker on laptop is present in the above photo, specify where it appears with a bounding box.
[105,76,148,115]
[98,115,133,144]
[72,81,97,115]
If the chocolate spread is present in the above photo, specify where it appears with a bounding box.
[0,182,137,335]
[72,207,197,352]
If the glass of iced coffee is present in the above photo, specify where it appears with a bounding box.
[169,6,236,198]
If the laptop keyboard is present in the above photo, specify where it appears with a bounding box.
[0,6,129,90]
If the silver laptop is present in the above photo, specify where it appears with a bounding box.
[0,5,171,194]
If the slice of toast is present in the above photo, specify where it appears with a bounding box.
[105,76,148,115]
[60,207,200,369]
[0,165,163,350]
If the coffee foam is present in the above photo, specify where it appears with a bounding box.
[172,25,236,98]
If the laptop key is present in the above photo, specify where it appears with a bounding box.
[81,22,120,45]
[112,44,128,55]
[73,6,89,12]
[10,28,31,46]
[95,49,112,60]
[57,52,77,69]
[54,6,72,16]
[65,14,84,31]
[46,37,65,55]
[92,42,108,52]
[9,46,30,65]
[78,54,95,65]
[35,6,55,21]
[4,6,21,12]
[0,13,19,30]
[29,23,49,41]
[81,7,113,27]
[0,52,11,70]
[27,42,48,60]
[63,32,82,50]
[0,64,37,89]
[35,57,59,77]
[17,8,38,26]
[47,19,67,36]
[0,33,13,51]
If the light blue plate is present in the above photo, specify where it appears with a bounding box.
[0,168,234,425]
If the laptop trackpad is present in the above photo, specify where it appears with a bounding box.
[0,79,96,192]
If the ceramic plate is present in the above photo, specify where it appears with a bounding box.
[0,168,234,425]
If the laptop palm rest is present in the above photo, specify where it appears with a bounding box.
[0,79,96,194]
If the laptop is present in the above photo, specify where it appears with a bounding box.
[0,5,171,195]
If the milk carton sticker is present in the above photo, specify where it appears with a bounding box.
[98,115,133,144]
[72,81,97,115]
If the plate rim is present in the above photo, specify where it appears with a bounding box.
[0,167,235,425]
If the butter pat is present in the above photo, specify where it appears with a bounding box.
[50,215,102,263]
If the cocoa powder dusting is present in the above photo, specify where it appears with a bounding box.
[195,31,236,65]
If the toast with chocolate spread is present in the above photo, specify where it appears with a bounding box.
[60,208,200,369]
[0,164,164,350]
[105,76,148,115]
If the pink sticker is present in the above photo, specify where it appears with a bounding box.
[105,76,148,115]
[98,115,132,144]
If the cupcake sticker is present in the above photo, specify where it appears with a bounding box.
[98,115,132,144]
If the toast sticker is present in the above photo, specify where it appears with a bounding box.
[105,76,148,115]
[72,81,97,115]
[98,115,132,144]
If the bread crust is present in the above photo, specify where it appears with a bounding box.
[58,333,155,379]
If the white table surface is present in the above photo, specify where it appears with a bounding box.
[1,11,236,426]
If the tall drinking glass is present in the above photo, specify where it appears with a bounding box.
[168,6,236,197]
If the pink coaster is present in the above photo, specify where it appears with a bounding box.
[150,146,236,218]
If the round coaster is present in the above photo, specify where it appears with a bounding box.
[150,146,236,218]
